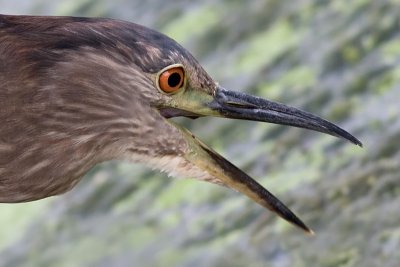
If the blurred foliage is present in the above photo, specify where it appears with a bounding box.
[1,0,400,266]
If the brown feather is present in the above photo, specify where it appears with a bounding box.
[0,15,207,202]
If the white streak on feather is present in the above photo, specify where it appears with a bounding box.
[129,154,213,182]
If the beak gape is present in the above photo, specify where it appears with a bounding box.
[170,87,361,233]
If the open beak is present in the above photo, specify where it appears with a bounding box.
[161,86,362,234]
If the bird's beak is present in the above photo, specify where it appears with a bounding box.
[206,87,362,146]
[160,86,362,233]
[173,122,314,234]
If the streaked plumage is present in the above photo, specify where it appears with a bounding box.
[0,15,361,233]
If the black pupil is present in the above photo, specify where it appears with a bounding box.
[168,72,182,88]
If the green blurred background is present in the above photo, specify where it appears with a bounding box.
[0,0,399,266]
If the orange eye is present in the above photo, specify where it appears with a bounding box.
[158,66,185,94]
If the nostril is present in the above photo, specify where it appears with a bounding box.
[225,101,257,109]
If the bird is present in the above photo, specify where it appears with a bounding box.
[0,14,362,234]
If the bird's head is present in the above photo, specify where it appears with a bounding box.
[113,19,363,234]
[1,15,362,233]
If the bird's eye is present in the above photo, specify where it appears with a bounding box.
[157,65,185,94]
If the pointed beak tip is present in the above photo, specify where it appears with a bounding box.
[306,228,316,236]
[345,135,363,147]
[355,139,363,147]
[288,216,314,235]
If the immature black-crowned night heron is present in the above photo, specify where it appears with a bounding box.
[0,15,362,234]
